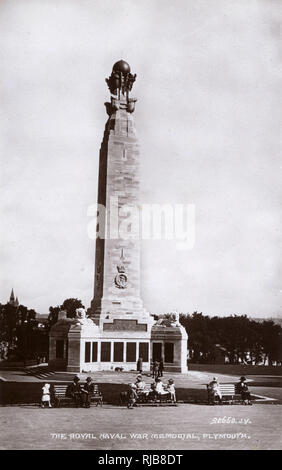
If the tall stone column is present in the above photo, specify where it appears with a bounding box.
[90,60,147,323]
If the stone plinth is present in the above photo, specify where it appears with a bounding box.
[151,324,188,373]
[49,315,100,373]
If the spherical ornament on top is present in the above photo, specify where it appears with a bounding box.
[112,60,131,74]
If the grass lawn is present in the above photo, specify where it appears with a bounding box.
[188,363,282,376]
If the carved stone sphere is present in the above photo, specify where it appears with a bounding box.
[113,60,131,74]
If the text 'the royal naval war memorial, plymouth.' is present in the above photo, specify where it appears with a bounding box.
[48,60,188,373]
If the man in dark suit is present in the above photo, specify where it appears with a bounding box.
[66,376,82,407]
[137,356,143,374]
[236,377,252,405]
[158,357,164,377]
[81,376,94,408]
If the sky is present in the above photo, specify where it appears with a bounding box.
[0,0,281,317]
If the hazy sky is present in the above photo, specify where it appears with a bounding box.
[1,0,281,317]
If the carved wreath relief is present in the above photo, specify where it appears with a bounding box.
[115,249,128,289]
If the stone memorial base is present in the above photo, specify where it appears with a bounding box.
[48,310,188,374]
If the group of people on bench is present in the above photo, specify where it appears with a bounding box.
[207,376,252,405]
[127,374,176,409]
[66,375,94,408]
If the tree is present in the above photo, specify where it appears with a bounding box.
[180,312,282,366]
[61,298,84,318]
[0,302,38,361]
[260,321,282,365]
[47,306,61,327]
[47,298,85,327]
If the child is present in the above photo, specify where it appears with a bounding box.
[127,383,137,409]
[41,383,52,408]
[166,379,176,402]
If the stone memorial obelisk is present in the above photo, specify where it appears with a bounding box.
[49,61,187,373]
[90,60,149,324]
[87,60,155,370]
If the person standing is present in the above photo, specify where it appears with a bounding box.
[152,360,159,378]
[137,356,143,374]
[166,379,176,403]
[158,357,164,377]
[41,383,52,408]
[127,383,138,409]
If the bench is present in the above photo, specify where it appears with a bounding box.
[90,384,103,407]
[136,384,177,407]
[53,383,103,407]
[53,385,73,407]
[207,383,240,405]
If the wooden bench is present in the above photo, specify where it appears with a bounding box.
[207,383,240,404]
[53,383,103,407]
[53,384,73,407]
[136,385,177,407]
[90,384,103,407]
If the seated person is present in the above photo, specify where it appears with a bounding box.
[66,375,82,407]
[135,374,149,401]
[135,375,146,392]
[147,382,157,401]
[207,377,222,404]
[166,379,176,402]
[155,378,170,399]
[127,383,138,409]
[237,377,252,405]
[81,376,94,408]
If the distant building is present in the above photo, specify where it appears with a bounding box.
[35,314,49,328]
[8,289,19,307]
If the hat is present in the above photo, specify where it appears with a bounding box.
[168,379,174,384]
[44,383,50,388]
[73,375,80,382]
[86,376,92,382]
[240,376,246,382]
[136,374,142,380]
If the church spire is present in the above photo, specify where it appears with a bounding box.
[10,288,15,302]
[8,288,19,307]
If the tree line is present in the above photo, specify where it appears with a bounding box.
[179,312,282,365]
[0,302,47,362]
[0,298,83,361]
